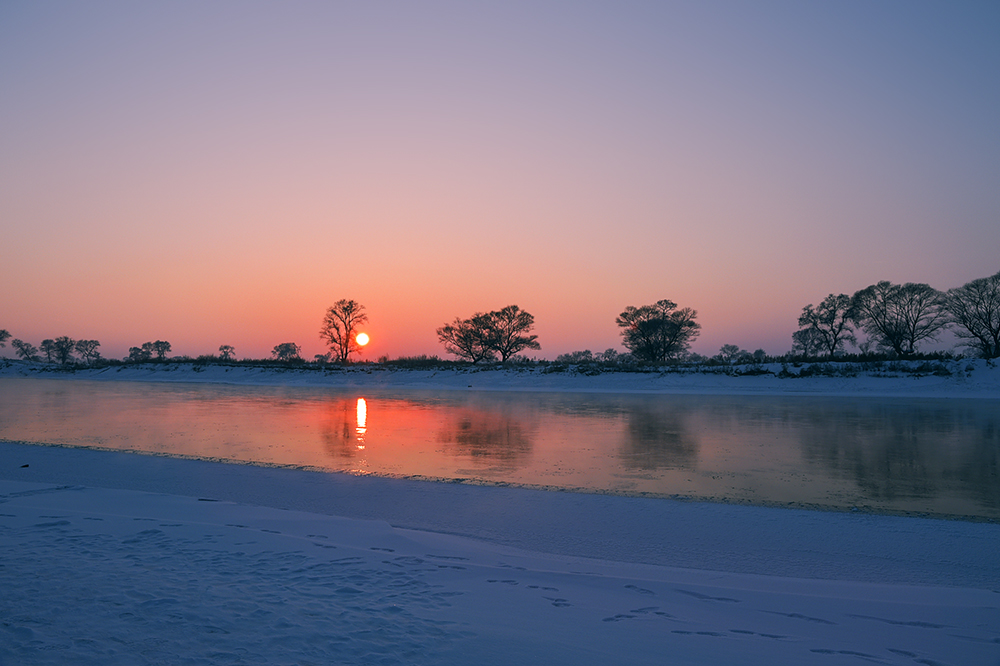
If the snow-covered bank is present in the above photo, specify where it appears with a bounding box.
[2,443,999,666]
[2,358,999,398]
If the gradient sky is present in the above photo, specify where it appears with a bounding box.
[2,1,998,361]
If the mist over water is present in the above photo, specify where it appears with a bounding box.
[1,378,996,519]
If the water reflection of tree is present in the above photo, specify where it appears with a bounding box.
[320,398,360,458]
[620,407,697,470]
[436,408,534,466]
[798,402,1000,510]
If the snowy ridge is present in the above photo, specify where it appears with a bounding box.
[2,358,999,398]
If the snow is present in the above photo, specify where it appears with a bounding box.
[2,358,999,399]
[2,362,999,664]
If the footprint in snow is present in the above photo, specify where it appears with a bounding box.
[763,611,835,625]
[674,588,741,603]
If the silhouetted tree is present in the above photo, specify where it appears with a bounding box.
[715,344,746,364]
[127,343,153,362]
[791,327,824,357]
[11,339,38,362]
[556,350,595,363]
[50,336,75,365]
[437,305,540,363]
[218,344,236,361]
[793,294,856,358]
[150,340,171,360]
[0,329,10,348]
[74,339,101,364]
[616,299,700,364]
[850,282,948,357]
[320,300,369,363]
[942,270,1000,359]
[485,305,540,362]
[272,342,301,362]
[40,339,56,363]
[437,314,495,363]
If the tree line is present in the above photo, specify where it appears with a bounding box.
[791,271,1000,360]
[2,270,997,368]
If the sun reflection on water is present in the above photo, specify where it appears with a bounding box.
[356,397,367,448]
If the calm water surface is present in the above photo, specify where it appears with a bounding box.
[1,377,997,519]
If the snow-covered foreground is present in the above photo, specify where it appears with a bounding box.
[2,442,999,666]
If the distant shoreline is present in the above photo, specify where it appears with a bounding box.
[2,358,997,399]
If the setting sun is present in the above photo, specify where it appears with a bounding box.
[356,332,370,347]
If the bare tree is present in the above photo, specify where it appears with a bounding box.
[127,342,155,362]
[850,281,949,357]
[485,305,540,362]
[437,306,540,363]
[48,337,76,365]
[272,342,301,362]
[40,339,56,363]
[320,300,369,363]
[942,270,1000,359]
[793,294,856,358]
[0,329,10,348]
[218,344,236,361]
[437,315,494,363]
[616,300,701,364]
[555,350,595,363]
[127,347,146,362]
[716,344,748,364]
[11,339,38,362]
[74,339,101,365]
[791,327,824,357]
[150,340,172,360]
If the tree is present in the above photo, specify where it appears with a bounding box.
[50,336,76,365]
[218,344,236,361]
[793,294,856,358]
[150,340,171,360]
[616,299,701,364]
[272,342,301,362]
[11,339,38,362]
[74,339,101,364]
[484,305,540,362]
[850,281,949,357]
[436,305,540,363]
[716,344,744,364]
[942,270,1000,359]
[320,300,369,363]
[791,327,824,357]
[40,339,56,363]
[437,314,495,363]
[0,329,10,348]
[127,343,154,362]
[556,350,595,363]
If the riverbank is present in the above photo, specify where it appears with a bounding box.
[2,358,998,398]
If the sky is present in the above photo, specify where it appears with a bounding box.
[2,1,998,362]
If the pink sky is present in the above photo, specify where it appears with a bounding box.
[2,2,998,361]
